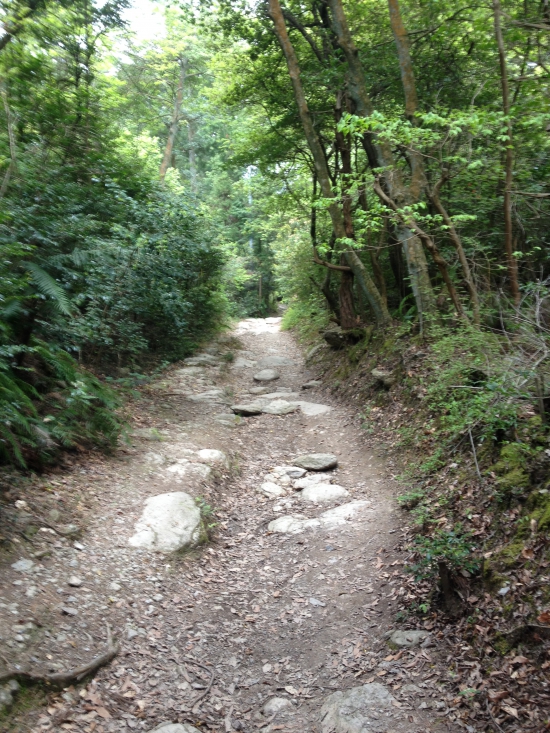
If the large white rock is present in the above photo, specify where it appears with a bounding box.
[232,357,257,369]
[129,492,202,552]
[299,484,349,503]
[231,401,266,416]
[320,683,396,733]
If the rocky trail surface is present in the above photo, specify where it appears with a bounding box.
[0,318,458,733]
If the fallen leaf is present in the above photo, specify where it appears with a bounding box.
[537,610,550,625]
[95,707,111,720]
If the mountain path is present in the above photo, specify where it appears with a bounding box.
[0,318,457,733]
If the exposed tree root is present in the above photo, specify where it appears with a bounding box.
[0,624,119,687]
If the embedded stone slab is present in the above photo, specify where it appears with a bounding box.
[320,683,397,733]
[259,482,287,498]
[249,386,271,395]
[129,492,202,552]
[299,484,349,503]
[165,461,211,480]
[173,367,204,377]
[294,473,333,489]
[389,629,429,648]
[232,357,257,369]
[263,697,292,716]
[257,355,295,368]
[261,400,299,415]
[302,380,322,389]
[261,392,302,401]
[296,401,332,417]
[293,453,338,471]
[186,389,224,402]
[183,354,219,367]
[253,369,280,382]
[231,402,267,416]
[272,465,306,479]
[268,501,368,534]
[319,501,368,526]
[149,725,201,733]
[197,449,228,467]
[268,515,321,534]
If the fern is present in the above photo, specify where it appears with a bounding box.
[25,262,73,316]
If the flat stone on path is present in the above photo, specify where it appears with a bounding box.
[294,473,333,489]
[197,449,228,467]
[320,683,397,733]
[261,400,299,415]
[128,492,202,552]
[297,401,332,416]
[294,453,338,471]
[263,696,292,716]
[231,402,266,416]
[232,357,256,368]
[389,629,429,648]
[257,355,294,368]
[302,380,321,389]
[268,501,369,534]
[249,386,270,395]
[184,354,219,367]
[260,482,286,498]
[253,369,280,382]
[299,484,349,503]
[149,725,201,733]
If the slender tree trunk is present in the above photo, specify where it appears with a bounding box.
[159,58,187,182]
[429,176,481,324]
[187,118,197,193]
[387,0,424,201]
[371,224,388,308]
[327,0,434,321]
[492,0,520,305]
[268,0,391,327]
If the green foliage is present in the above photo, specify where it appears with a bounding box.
[410,525,479,581]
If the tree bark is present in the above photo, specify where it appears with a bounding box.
[492,0,520,304]
[374,179,466,320]
[268,0,391,327]
[327,0,434,321]
[387,0,424,201]
[429,174,481,324]
[159,58,187,182]
[338,255,356,328]
[187,117,197,193]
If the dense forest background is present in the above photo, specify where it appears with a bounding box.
[0,0,549,478]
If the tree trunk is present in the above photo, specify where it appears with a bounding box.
[492,0,520,305]
[187,118,197,193]
[387,0,424,201]
[268,0,391,328]
[339,255,356,328]
[327,0,434,320]
[429,176,481,324]
[159,58,187,182]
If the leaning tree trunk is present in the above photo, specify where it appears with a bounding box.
[159,58,187,182]
[327,0,435,322]
[268,0,391,328]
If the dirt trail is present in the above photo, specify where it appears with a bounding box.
[0,318,456,733]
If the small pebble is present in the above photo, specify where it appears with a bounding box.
[68,576,82,587]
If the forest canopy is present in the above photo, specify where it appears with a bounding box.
[0,0,549,466]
